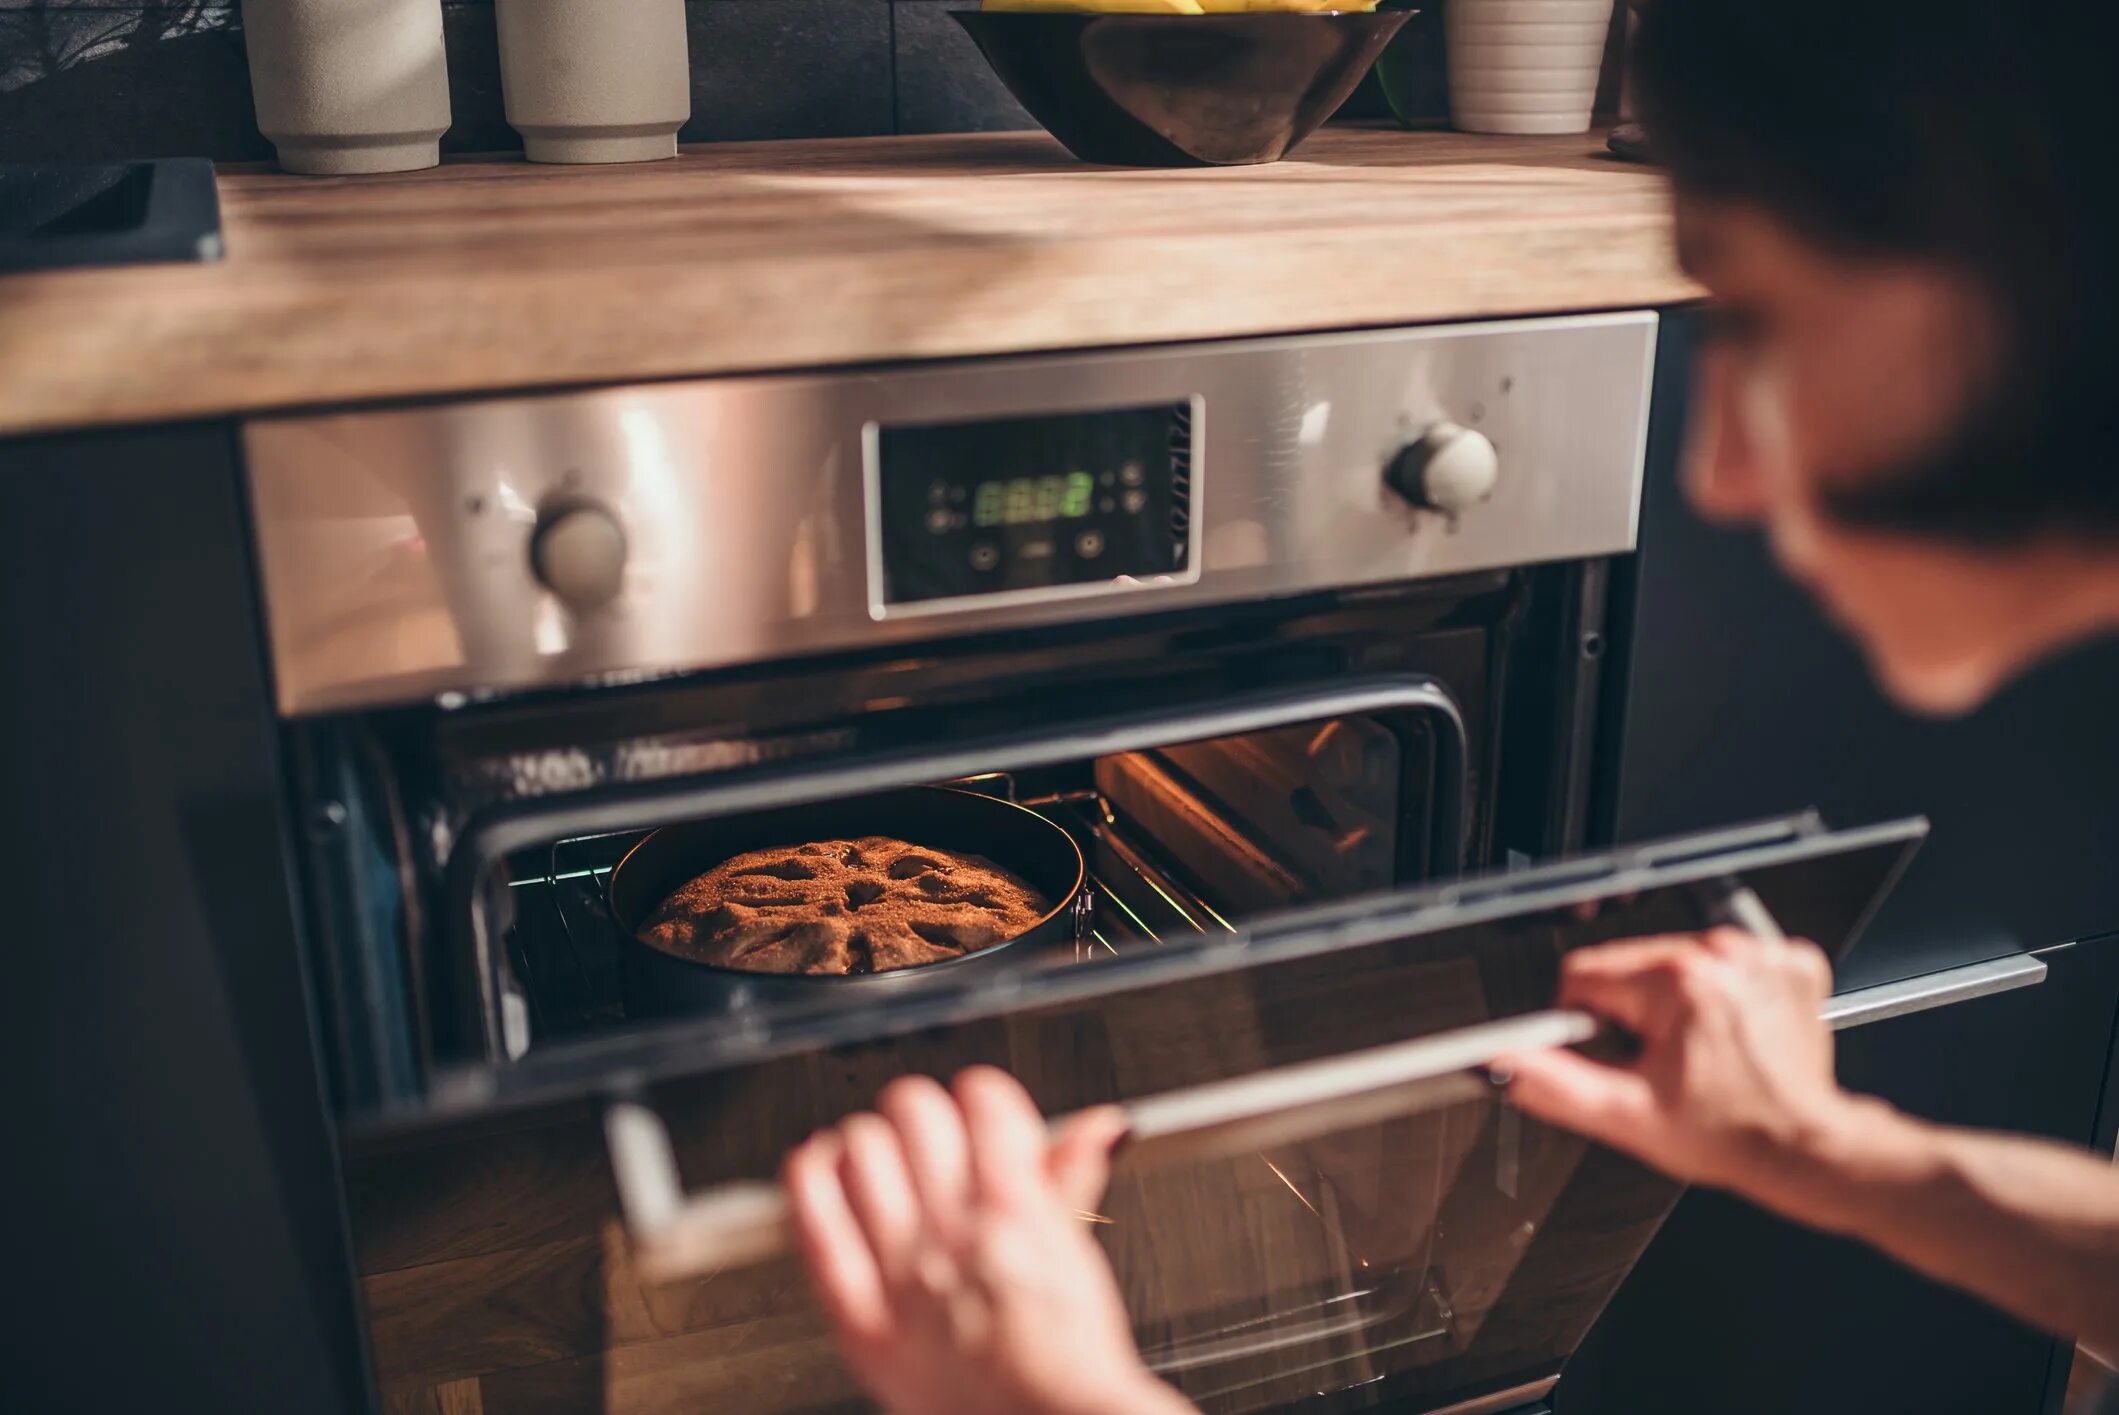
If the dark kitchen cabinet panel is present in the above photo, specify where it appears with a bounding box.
[0,425,367,1415]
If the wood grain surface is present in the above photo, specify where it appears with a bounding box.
[0,128,1697,437]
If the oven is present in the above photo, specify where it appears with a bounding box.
[239,311,1950,1415]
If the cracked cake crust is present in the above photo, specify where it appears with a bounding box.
[636,835,1052,975]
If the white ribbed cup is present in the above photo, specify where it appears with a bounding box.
[242,0,451,175]
[496,0,691,165]
[1447,0,1617,136]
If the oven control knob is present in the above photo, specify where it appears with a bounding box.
[529,502,628,610]
[1386,423,1500,514]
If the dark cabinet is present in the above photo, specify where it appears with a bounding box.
[1572,309,2119,1415]
[0,427,368,1415]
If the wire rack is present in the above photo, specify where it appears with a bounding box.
[502,774,1236,1042]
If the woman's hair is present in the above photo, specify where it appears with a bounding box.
[1631,0,2119,543]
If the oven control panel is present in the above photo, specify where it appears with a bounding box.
[243,311,1657,714]
[872,402,1194,612]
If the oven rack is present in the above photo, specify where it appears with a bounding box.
[502,777,1239,1045]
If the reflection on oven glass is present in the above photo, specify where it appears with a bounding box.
[1104,1097,1588,1414]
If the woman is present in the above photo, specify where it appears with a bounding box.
[786,1,2119,1408]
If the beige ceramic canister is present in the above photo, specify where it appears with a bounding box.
[494,0,691,164]
[241,0,452,175]
[1446,0,1617,135]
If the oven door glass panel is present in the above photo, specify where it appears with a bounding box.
[350,816,1921,1415]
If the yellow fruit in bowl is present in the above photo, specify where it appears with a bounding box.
[981,0,1206,11]
[1195,0,1382,9]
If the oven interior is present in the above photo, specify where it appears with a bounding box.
[503,715,1436,1046]
[293,569,1607,1115]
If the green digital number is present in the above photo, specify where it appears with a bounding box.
[1061,471,1094,518]
[972,481,1004,528]
[1003,478,1035,524]
[1034,475,1065,520]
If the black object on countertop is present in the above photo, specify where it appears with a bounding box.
[953,10,1413,167]
[0,157,222,273]
[1605,121,1653,164]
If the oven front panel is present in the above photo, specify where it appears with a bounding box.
[244,313,1655,715]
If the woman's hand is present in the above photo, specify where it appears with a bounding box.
[785,1066,1192,1415]
[1497,926,1858,1194]
[1503,927,2119,1362]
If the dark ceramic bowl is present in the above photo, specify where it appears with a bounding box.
[953,9,1415,167]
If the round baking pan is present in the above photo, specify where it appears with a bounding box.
[608,785,1086,1019]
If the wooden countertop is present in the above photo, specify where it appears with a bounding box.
[0,128,1699,437]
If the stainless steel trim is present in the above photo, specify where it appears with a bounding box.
[1824,953,2048,1030]
[1724,876,2049,1028]
[244,312,1658,715]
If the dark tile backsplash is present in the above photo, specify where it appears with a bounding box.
[438,3,514,153]
[0,0,1600,166]
[891,0,1027,136]
[0,5,265,162]
[687,0,892,142]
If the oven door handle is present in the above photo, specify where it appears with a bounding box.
[602,948,2055,1284]
[1824,951,2048,1029]
[601,874,2050,1284]
[602,1006,1597,1283]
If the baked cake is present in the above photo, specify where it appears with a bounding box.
[636,835,1051,975]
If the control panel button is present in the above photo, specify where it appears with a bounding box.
[529,501,628,610]
[1385,422,1500,514]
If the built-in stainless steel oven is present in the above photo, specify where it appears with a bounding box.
[239,312,2007,1415]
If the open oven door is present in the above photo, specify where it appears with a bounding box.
[571,812,2009,1415]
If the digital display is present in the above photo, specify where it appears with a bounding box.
[971,471,1096,527]
[875,402,1193,608]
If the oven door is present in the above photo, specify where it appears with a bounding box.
[347,814,1940,1415]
